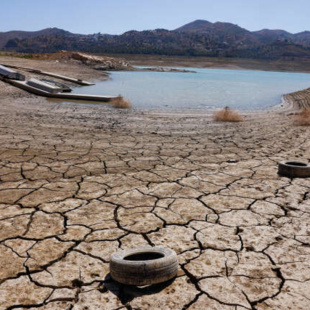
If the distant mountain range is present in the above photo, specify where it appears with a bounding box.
[2,20,310,60]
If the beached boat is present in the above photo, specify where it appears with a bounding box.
[0,63,94,86]
[40,79,72,92]
[0,64,25,80]
[0,64,117,103]
[7,78,118,102]
[26,78,72,93]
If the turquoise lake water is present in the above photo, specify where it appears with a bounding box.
[72,68,310,110]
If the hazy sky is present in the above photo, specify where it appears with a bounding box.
[2,0,310,34]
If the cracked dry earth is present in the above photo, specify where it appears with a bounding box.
[1,78,310,309]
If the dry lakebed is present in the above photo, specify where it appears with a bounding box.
[0,57,310,310]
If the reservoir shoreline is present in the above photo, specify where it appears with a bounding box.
[1,55,310,112]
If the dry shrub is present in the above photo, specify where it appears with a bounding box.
[294,109,310,126]
[110,96,131,109]
[213,106,243,122]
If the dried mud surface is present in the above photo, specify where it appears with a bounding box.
[1,58,310,310]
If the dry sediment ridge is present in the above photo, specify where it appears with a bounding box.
[282,87,310,110]
[1,57,310,309]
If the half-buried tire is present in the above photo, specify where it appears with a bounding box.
[110,246,178,286]
[278,161,310,178]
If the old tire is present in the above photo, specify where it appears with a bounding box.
[110,247,178,286]
[278,161,310,178]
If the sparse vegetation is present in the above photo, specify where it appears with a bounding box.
[21,54,34,59]
[3,22,310,61]
[110,96,131,109]
[213,106,243,122]
[293,108,310,126]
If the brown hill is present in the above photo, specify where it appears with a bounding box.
[0,28,72,49]
[2,21,310,60]
[174,20,213,33]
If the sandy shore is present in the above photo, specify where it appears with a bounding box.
[1,57,310,309]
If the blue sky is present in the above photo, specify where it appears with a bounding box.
[2,0,310,34]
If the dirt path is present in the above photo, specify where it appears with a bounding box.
[0,57,310,309]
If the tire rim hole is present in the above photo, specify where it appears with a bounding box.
[124,252,164,261]
[286,161,307,167]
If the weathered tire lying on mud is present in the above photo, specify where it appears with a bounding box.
[110,247,178,286]
[278,161,310,178]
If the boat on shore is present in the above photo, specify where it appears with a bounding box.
[40,79,72,92]
[0,63,94,86]
[0,64,118,103]
[8,78,118,102]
